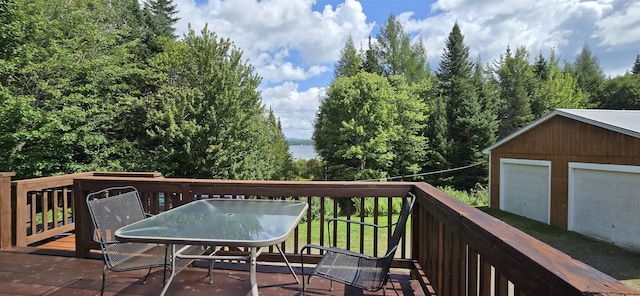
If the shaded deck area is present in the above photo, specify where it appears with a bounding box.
[0,236,424,296]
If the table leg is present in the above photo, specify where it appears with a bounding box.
[276,245,300,284]
[160,244,177,296]
[250,247,259,296]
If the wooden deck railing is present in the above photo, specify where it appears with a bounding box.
[1,172,162,248]
[72,176,415,267]
[1,172,638,295]
[411,182,638,296]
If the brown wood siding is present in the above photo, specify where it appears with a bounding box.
[489,116,640,228]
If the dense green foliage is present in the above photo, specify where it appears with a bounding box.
[595,73,640,109]
[2,2,639,190]
[314,72,406,180]
[315,15,640,191]
[0,0,293,179]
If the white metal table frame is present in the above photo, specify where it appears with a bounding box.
[115,198,308,296]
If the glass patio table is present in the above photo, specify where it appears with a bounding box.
[115,198,308,296]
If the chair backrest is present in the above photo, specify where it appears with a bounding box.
[385,192,416,257]
[86,186,152,269]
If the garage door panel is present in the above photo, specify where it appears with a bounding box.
[571,164,640,251]
[501,160,550,224]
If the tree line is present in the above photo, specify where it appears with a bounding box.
[0,0,294,180]
[314,15,640,190]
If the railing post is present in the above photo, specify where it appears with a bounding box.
[0,172,16,250]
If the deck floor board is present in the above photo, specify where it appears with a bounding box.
[0,238,424,296]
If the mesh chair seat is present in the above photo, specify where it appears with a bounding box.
[104,242,168,271]
[312,247,395,291]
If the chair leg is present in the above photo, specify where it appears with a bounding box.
[163,245,168,285]
[300,253,306,295]
[387,273,400,296]
[141,268,152,284]
[100,265,107,296]
[208,260,214,284]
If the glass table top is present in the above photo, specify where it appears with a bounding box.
[115,199,308,247]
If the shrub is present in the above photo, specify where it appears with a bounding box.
[303,197,340,222]
[353,197,404,216]
[438,184,488,207]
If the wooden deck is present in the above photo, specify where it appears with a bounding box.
[0,234,425,296]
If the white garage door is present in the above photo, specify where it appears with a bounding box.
[569,163,640,250]
[500,159,551,224]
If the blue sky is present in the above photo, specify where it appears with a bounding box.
[175,0,640,139]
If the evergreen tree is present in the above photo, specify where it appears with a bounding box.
[570,43,605,100]
[437,22,495,190]
[633,55,640,75]
[375,14,429,83]
[419,90,450,186]
[491,46,534,138]
[533,52,550,81]
[334,36,361,78]
[362,36,383,75]
[266,110,295,180]
[145,0,179,39]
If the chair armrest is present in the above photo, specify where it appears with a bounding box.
[327,217,395,230]
[93,238,121,245]
[301,243,377,260]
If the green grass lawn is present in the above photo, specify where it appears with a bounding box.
[285,214,410,257]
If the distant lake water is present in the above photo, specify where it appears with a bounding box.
[289,144,319,160]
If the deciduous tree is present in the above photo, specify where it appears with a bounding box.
[145,26,274,179]
[594,74,640,109]
[314,72,398,180]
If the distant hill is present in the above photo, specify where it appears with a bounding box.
[286,139,314,145]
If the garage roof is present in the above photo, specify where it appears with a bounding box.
[482,109,640,154]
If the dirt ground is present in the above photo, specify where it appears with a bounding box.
[479,207,640,291]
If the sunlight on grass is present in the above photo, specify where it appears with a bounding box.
[286,214,410,257]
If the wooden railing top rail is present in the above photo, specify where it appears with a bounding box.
[11,172,163,191]
[11,172,93,191]
[73,176,414,198]
[413,182,637,295]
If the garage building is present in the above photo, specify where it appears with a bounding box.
[483,109,640,250]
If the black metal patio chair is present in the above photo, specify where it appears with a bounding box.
[300,192,416,295]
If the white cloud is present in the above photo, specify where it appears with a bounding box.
[174,0,373,69]
[258,63,329,83]
[261,82,326,139]
[401,0,628,72]
[593,1,640,47]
